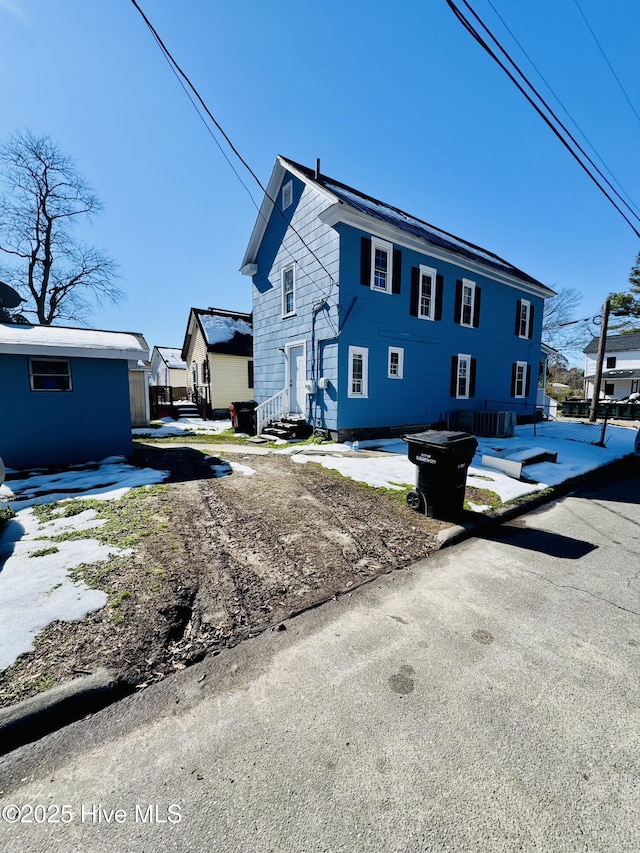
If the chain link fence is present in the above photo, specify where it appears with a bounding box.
[481,399,609,446]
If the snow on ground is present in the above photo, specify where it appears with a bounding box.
[290,423,638,503]
[0,419,635,673]
[0,457,169,672]
[133,417,233,438]
[1,456,168,509]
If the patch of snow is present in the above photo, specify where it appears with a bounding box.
[286,423,637,508]
[0,507,128,670]
[133,418,233,438]
[230,462,256,476]
[0,457,170,670]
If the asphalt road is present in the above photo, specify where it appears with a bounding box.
[1,471,639,852]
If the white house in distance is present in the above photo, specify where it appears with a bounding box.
[150,346,188,397]
[584,332,640,399]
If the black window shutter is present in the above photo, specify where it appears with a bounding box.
[469,358,477,397]
[510,363,517,397]
[473,286,482,328]
[450,355,459,397]
[392,248,402,294]
[248,360,254,389]
[410,267,419,316]
[435,274,444,321]
[528,304,535,339]
[454,280,462,324]
[525,364,531,396]
[360,237,371,286]
[515,299,522,335]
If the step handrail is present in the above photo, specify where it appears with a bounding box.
[256,388,289,435]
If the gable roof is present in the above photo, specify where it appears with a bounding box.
[0,323,149,361]
[242,155,555,296]
[154,346,186,370]
[584,331,640,354]
[181,308,252,360]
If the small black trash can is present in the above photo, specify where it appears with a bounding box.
[229,400,258,435]
[403,430,478,520]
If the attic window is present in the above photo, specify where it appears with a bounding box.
[282,180,293,210]
[29,358,72,392]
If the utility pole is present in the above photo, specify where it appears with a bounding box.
[588,296,611,423]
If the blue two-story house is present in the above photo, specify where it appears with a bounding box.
[241,156,555,440]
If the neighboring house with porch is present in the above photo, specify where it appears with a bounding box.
[240,156,555,440]
[181,307,253,418]
[150,346,188,395]
[149,346,188,417]
[583,332,640,399]
[0,323,149,468]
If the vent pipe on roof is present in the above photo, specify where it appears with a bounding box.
[315,158,320,180]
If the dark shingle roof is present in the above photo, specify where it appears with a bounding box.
[583,331,640,354]
[282,157,550,291]
[195,308,252,357]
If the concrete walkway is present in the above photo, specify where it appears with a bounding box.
[1,473,639,852]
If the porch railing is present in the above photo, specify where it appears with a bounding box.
[256,388,289,435]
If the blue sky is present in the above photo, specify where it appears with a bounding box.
[1,0,639,362]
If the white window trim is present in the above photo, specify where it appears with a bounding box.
[456,353,472,399]
[282,179,293,210]
[370,237,393,294]
[418,265,437,320]
[281,263,296,318]
[388,346,404,379]
[460,278,476,327]
[518,299,531,339]
[514,361,528,398]
[348,345,369,398]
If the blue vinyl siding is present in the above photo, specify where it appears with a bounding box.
[0,355,132,468]
[250,173,546,435]
[252,171,340,425]
[335,225,544,429]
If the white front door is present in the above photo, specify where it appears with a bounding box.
[287,342,306,414]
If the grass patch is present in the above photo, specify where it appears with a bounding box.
[463,486,503,512]
[32,485,172,550]
[0,506,16,528]
[305,462,413,508]
[109,589,131,608]
[29,546,60,558]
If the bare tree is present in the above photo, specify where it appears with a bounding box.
[541,286,591,361]
[0,131,122,325]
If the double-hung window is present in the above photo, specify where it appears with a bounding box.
[518,299,531,338]
[418,265,437,320]
[388,346,404,379]
[29,358,72,391]
[370,238,393,293]
[513,361,529,398]
[461,280,475,326]
[348,346,368,398]
[282,264,295,317]
[457,354,471,399]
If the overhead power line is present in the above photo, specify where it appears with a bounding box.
[128,0,339,323]
[571,0,640,131]
[484,0,640,219]
[444,0,640,238]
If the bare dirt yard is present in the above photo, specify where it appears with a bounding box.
[0,445,450,705]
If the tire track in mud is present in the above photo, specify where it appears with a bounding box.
[162,453,441,666]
